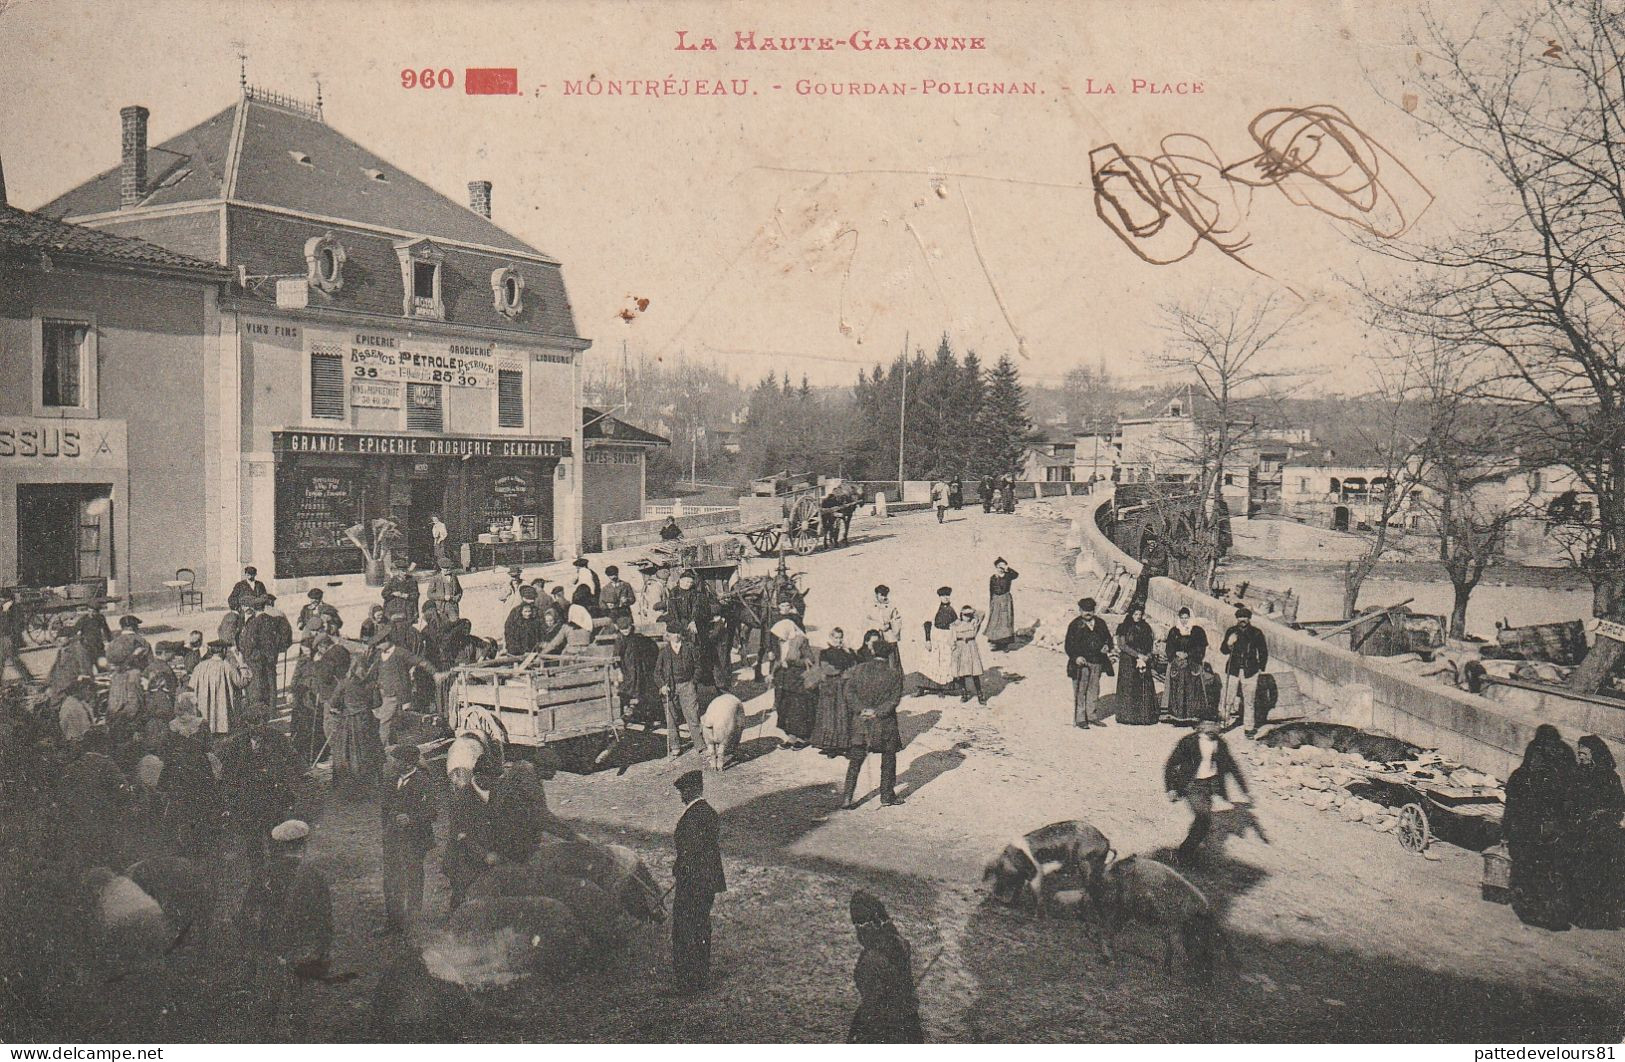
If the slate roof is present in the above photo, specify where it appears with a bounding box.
[0,204,231,279]
[583,407,669,446]
[41,94,550,259]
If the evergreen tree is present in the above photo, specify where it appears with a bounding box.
[977,355,1032,475]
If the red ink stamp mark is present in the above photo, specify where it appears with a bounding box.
[466,68,520,95]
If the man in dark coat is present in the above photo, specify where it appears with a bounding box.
[672,769,725,994]
[1064,597,1115,728]
[219,724,300,869]
[75,601,111,668]
[847,890,924,1043]
[504,596,545,657]
[1165,719,1251,865]
[442,770,495,911]
[600,565,636,621]
[841,657,905,808]
[380,743,437,935]
[665,571,716,686]
[1218,606,1269,735]
[239,596,293,720]
[659,516,684,541]
[383,564,420,625]
[614,613,665,727]
[227,566,267,613]
[656,623,705,758]
[297,589,341,634]
[979,475,995,514]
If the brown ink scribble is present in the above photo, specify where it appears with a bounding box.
[1090,104,1433,285]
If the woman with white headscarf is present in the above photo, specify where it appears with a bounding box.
[772,615,816,747]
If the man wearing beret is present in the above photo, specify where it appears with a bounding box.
[380,743,437,936]
[1219,606,1269,735]
[671,769,724,994]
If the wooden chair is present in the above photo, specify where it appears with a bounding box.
[171,568,203,613]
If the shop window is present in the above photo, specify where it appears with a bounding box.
[304,233,347,293]
[497,368,525,428]
[309,348,345,420]
[36,316,96,417]
[491,266,525,318]
[406,382,443,432]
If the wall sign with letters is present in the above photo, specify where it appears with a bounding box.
[0,417,127,469]
[274,429,570,459]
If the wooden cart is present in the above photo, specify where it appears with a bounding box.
[1346,764,1504,854]
[448,653,622,771]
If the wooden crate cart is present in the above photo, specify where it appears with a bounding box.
[449,653,622,771]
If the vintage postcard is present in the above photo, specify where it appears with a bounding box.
[1,0,1622,1049]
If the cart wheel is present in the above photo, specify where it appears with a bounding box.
[22,612,52,648]
[755,531,780,556]
[793,530,817,556]
[1397,802,1430,853]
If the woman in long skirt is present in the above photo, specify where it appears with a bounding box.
[950,606,987,705]
[985,559,1019,651]
[1164,607,1209,725]
[920,587,958,694]
[812,629,859,753]
[1569,735,1625,929]
[1114,604,1159,725]
[1504,724,1577,930]
[773,618,817,747]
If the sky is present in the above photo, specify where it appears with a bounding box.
[0,0,1489,388]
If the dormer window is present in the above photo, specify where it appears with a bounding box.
[394,237,445,320]
[303,233,347,293]
[491,266,525,318]
[289,151,313,166]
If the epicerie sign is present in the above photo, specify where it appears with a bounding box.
[0,417,127,468]
[344,332,501,389]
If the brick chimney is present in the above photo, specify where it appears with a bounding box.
[120,105,149,209]
[468,180,492,219]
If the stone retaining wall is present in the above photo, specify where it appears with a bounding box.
[601,509,742,551]
[1072,495,1625,783]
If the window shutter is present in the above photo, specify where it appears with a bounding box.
[497,369,524,428]
[406,382,443,432]
[310,347,345,419]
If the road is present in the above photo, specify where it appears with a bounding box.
[10,500,1624,1043]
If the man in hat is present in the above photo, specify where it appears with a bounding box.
[1063,598,1115,729]
[671,768,724,994]
[298,589,341,634]
[847,890,924,1043]
[219,722,299,869]
[573,556,601,606]
[189,638,252,735]
[380,743,437,935]
[637,562,670,627]
[600,565,636,622]
[614,611,664,728]
[240,595,294,720]
[1165,719,1251,865]
[498,565,527,604]
[372,631,431,750]
[656,621,704,758]
[229,565,268,613]
[426,558,463,623]
[383,562,420,625]
[840,653,906,808]
[1218,606,1269,735]
[75,600,111,670]
[240,819,342,1020]
[666,569,716,686]
[177,630,204,677]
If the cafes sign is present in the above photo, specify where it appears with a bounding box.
[275,430,570,459]
[0,417,126,468]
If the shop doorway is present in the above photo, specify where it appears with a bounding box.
[403,464,448,568]
[16,484,113,588]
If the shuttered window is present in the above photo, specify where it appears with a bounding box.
[310,348,344,419]
[406,382,443,432]
[497,369,524,428]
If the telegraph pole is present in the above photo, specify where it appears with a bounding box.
[897,331,909,492]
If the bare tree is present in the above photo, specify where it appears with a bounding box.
[1373,0,1625,691]
[1155,291,1307,590]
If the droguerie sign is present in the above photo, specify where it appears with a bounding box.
[275,430,570,459]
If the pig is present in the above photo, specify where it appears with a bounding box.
[82,867,172,975]
[427,896,586,989]
[124,855,214,952]
[534,840,666,923]
[983,820,1114,919]
[464,865,630,950]
[700,693,744,771]
[1099,854,1230,981]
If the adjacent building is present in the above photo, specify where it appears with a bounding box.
[580,406,669,550]
[0,196,232,604]
[39,87,591,598]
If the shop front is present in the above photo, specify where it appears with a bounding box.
[0,417,129,595]
[272,429,569,578]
